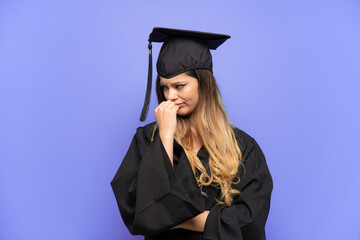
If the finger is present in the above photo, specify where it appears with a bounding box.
[171,103,179,110]
[162,100,176,109]
[159,100,169,107]
[168,104,179,114]
[174,105,180,113]
[155,101,169,111]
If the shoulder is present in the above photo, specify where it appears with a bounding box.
[231,125,271,181]
[134,121,157,144]
[231,124,253,147]
[230,124,260,155]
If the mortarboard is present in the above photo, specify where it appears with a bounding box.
[140,27,231,121]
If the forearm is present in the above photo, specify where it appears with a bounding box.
[160,133,174,165]
[173,211,209,232]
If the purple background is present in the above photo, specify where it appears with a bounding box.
[1,0,360,239]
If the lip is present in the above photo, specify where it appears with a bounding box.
[175,103,184,107]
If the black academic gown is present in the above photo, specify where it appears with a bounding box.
[111,122,273,240]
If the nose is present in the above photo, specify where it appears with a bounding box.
[167,88,178,101]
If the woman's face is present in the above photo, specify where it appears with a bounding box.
[159,73,200,117]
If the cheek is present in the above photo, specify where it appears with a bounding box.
[186,87,198,100]
[191,88,200,103]
[162,90,168,99]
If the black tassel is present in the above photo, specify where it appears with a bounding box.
[140,41,153,121]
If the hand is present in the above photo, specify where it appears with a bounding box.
[172,211,210,232]
[154,100,179,140]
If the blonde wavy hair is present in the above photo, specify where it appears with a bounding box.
[152,69,242,206]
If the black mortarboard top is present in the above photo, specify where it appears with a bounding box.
[140,27,231,121]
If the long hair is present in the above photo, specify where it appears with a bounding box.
[153,69,242,206]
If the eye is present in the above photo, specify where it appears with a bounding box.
[159,85,168,91]
[176,84,186,89]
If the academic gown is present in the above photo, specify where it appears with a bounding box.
[111,122,273,240]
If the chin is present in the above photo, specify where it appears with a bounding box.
[177,108,194,117]
[177,109,188,116]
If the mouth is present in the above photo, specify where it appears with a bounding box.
[175,103,184,108]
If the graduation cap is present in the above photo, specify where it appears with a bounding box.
[140,27,231,121]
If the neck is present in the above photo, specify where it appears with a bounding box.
[189,114,197,134]
[188,114,203,149]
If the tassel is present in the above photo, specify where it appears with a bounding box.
[140,41,153,121]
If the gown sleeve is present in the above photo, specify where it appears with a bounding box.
[110,125,204,236]
[203,130,273,240]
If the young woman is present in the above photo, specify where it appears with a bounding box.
[111,27,273,240]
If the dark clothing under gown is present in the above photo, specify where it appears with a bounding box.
[111,122,273,240]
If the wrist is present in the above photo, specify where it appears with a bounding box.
[159,133,174,142]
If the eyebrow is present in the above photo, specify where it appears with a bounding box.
[159,80,187,86]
